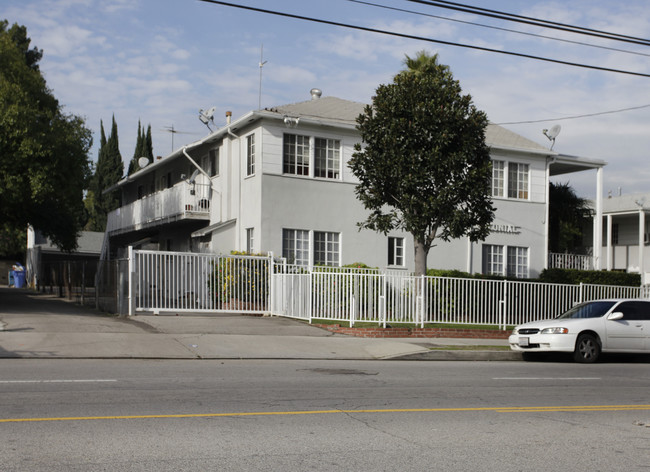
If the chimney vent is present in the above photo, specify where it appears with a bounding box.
[310,88,322,100]
[226,110,232,125]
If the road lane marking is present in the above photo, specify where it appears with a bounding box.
[1,405,649,423]
[493,377,601,380]
[0,380,117,384]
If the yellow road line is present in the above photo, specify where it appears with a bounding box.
[2,405,649,423]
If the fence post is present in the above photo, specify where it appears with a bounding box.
[267,252,274,315]
[128,246,135,316]
[419,275,425,328]
[579,282,584,304]
[501,280,509,330]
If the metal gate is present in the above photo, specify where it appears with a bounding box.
[129,248,274,315]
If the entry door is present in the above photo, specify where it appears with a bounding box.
[605,301,647,351]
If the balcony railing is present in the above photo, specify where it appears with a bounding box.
[548,252,593,271]
[107,182,211,234]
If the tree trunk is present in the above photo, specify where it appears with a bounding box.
[414,239,429,276]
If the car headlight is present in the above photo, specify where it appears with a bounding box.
[540,327,568,334]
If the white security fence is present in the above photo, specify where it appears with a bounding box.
[129,249,272,315]
[128,249,645,328]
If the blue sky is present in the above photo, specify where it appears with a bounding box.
[3,0,650,198]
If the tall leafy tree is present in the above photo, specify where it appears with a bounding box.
[127,121,155,175]
[87,116,123,232]
[549,182,590,253]
[349,51,494,275]
[127,120,144,175]
[0,20,91,252]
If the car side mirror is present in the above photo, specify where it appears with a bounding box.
[608,312,624,321]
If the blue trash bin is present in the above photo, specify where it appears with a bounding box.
[13,270,25,288]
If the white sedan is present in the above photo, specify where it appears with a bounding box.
[509,299,650,362]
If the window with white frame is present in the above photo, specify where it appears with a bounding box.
[314,231,340,266]
[492,160,504,197]
[388,237,404,266]
[283,134,310,176]
[483,244,504,276]
[314,138,341,179]
[508,162,529,199]
[209,149,219,177]
[246,134,255,176]
[282,229,310,265]
[507,246,529,278]
[483,244,529,278]
[246,228,254,254]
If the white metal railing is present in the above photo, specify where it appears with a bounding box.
[107,182,211,234]
[548,252,593,270]
[127,250,644,327]
[270,267,642,329]
[129,250,272,314]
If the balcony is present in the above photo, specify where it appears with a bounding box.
[107,182,211,235]
[548,252,593,271]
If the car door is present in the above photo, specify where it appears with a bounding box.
[638,301,650,351]
[605,301,645,351]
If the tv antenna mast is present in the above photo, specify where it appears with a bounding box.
[161,125,198,152]
[258,44,267,110]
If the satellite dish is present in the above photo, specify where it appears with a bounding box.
[188,169,200,184]
[199,107,217,130]
[542,124,561,150]
[138,157,150,168]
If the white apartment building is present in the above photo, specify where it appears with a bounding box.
[103,90,606,278]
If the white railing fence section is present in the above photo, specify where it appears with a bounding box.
[130,249,272,314]
[128,249,644,327]
[548,252,593,270]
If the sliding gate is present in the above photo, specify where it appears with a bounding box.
[129,249,273,314]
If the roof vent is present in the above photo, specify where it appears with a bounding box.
[310,88,322,100]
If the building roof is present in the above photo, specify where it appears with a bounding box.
[592,192,650,214]
[32,231,104,255]
[108,93,604,191]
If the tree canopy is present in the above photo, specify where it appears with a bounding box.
[548,182,590,254]
[349,51,495,275]
[127,121,154,175]
[85,117,124,232]
[0,20,91,252]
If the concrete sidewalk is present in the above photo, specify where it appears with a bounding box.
[0,288,518,361]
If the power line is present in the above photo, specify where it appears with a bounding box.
[347,0,650,58]
[495,103,650,125]
[198,0,650,78]
[407,0,650,47]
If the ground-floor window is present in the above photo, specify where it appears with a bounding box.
[282,229,340,266]
[482,244,529,278]
[388,237,404,267]
[246,228,254,254]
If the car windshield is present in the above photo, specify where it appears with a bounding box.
[556,301,617,319]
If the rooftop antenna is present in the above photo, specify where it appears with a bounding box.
[542,124,561,150]
[161,125,198,152]
[258,44,267,110]
[198,106,216,131]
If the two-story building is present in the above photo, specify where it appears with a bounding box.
[103,89,606,278]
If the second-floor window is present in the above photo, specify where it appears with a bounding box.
[246,134,255,176]
[492,160,529,200]
[508,163,529,199]
[283,133,341,180]
[283,134,310,175]
[209,149,219,177]
[314,138,341,179]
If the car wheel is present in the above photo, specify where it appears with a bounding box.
[573,334,600,363]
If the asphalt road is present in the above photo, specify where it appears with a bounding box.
[1,359,649,471]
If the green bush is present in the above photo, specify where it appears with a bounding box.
[538,268,640,286]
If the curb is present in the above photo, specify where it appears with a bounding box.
[392,350,522,361]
